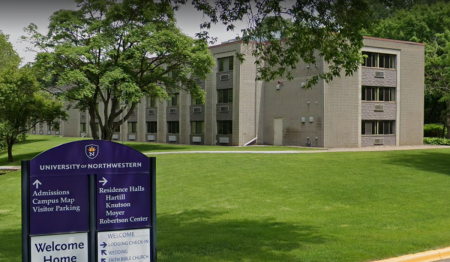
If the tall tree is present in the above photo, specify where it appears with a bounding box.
[26,0,214,141]
[0,31,20,72]
[366,2,450,137]
[0,65,67,162]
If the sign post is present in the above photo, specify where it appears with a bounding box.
[22,140,156,262]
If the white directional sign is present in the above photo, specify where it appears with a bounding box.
[31,233,88,262]
[97,229,151,262]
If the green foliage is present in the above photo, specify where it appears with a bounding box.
[424,137,450,145]
[26,0,214,140]
[366,2,450,132]
[196,0,374,87]
[424,123,447,137]
[0,65,67,162]
[0,32,20,72]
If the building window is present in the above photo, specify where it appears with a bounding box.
[128,122,137,133]
[362,52,396,69]
[362,86,395,102]
[114,124,120,133]
[191,96,203,105]
[218,56,234,72]
[80,123,86,132]
[167,121,179,134]
[168,93,179,106]
[191,121,204,135]
[218,121,232,135]
[218,89,233,103]
[147,97,156,107]
[362,121,395,135]
[147,121,157,133]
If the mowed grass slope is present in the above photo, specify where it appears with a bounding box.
[0,135,316,166]
[1,137,450,261]
[154,150,450,262]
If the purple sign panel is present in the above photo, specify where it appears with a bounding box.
[96,174,151,231]
[29,176,89,235]
[30,140,150,176]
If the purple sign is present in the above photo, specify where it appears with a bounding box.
[96,174,151,231]
[30,140,150,176]
[29,176,89,235]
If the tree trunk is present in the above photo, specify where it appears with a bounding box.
[7,139,14,163]
[101,125,114,141]
[89,108,99,140]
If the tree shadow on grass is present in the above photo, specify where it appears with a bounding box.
[157,210,329,262]
[386,150,450,176]
[0,151,42,166]
[0,226,21,262]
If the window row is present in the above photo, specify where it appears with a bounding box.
[362,52,396,69]
[101,121,232,135]
[362,86,395,102]
[362,121,395,135]
[145,88,233,107]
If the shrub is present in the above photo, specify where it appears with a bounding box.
[423,137,450,145]
[424,123,447,138]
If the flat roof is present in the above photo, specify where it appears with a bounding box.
[363,36,426,46]
[208,36,426,50]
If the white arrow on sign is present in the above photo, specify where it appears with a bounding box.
[33,180,42,189]
[99,177,108,186]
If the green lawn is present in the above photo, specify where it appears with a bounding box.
[0,135,317,166]
[1,137,450,261]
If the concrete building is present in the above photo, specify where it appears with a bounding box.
[32,36,425,148]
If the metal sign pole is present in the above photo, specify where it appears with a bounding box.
[21,160,30,262]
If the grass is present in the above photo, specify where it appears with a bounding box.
[0,135,317,166]
[2,137,450,261]
[154,150,450,262]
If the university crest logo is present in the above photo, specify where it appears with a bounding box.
[85,144,99,159]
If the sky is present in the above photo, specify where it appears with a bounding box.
[0,0,247,65]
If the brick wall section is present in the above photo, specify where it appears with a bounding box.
[361,102,396,120]
[205,43,239,145]
[134,97,144,141]
[157,98,167,143]
[179,91,190,144]
[166,106,179,121]
[364,38,425,146]
[261,51,325,147]
[204,67,215,145]
[361,136,396,146]
[237,44,260,146]
[323,64,360,148]
[362,68,397,87]
[145,107,157,121]
[216,71,234,89]
[216,103,233,120]
[190,105,205,121]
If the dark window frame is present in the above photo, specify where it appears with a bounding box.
[217,121,233,135]
[218,89,233,103]
[167,121,179,134]
[147,121,157,133]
